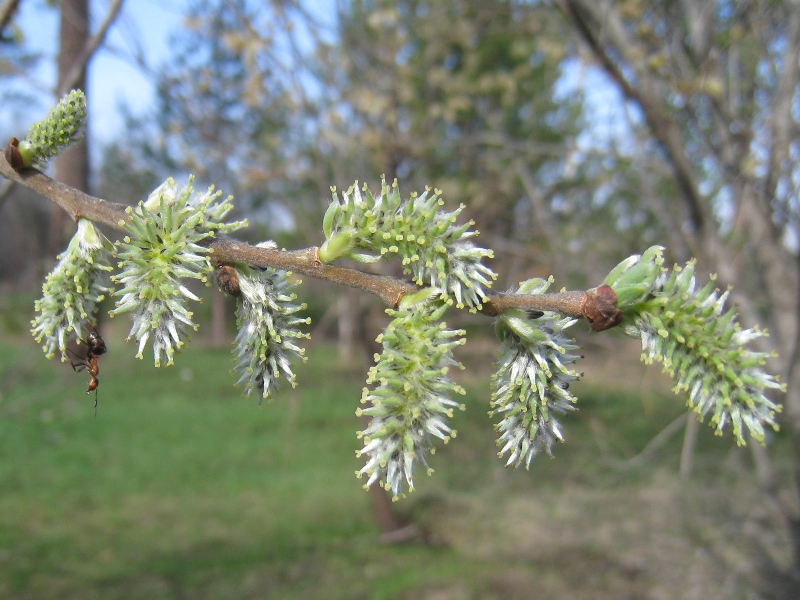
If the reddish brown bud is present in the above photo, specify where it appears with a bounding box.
[582,284,623,332]
[4,137,24,171]
[217,265,241,297]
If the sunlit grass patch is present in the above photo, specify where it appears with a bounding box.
[0,332,790,599]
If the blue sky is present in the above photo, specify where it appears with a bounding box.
[3,0,188,147]
[3,1,631,175]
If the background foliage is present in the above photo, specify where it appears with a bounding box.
[1,0,798,597]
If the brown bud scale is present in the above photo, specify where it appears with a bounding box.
[217,265,241,297]
[582,284,623,332]
[5,137,24,171]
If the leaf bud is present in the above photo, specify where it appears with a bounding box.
[319,230,356,263]
[603,245,664,309]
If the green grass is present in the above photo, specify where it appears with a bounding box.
[0,329,791,599]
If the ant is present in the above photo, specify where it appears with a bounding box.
[68,328,107,417]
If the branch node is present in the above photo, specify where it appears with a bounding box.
[393,290,406,309]
[4,138,23,171]
[582,284,623,332]
[217,265,241,297]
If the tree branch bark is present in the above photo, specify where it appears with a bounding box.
[0,154,611,325]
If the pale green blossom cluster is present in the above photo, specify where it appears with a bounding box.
[31,218,113,360]
[356,289,466,499]
[231,246,310,400]
[110,176,246,366]
[319,178,496,309]
[22,91,786,499]
[15,89,87,168]
[490,277,581,468]
[605,247,784,445]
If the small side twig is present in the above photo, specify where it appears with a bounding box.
[622,413,688,469]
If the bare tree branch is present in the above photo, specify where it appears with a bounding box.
[0,154,609,325]
[557,0,714,246]
[621,413,688,470]
[58,0,125,95]
[557,0,798,347]
[0,0,21,36]
[765,9,800,224]
[678,0,713,63]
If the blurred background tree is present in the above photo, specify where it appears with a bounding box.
[0,0,797,592]
[0,0,121,289]
[116,0,800,575]
[556,0,800,569]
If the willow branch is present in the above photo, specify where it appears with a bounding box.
[1,155,617,328]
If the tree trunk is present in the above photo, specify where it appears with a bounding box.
[51,0,90,256]
[350,277,404,536]
[209,291,228,346]
[679,413,699,479]
[368,481,403,533]
[785,312,800,578]
[337,288,359,362]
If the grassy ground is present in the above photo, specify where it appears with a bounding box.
[0,319,796,599]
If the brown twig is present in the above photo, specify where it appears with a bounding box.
[0,0,21,37]
[0,154,621,329]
